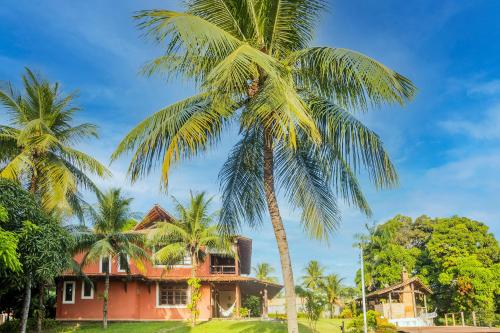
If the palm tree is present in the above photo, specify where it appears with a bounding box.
[0,68,109,218]
[75,188,149,329]
[321,274,344,319]
[302,260,325,291]
[112,2,415,331]
[253,262,278,283]
[147,192,232,325]
[0,67,109,333]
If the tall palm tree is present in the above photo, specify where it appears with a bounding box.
[302,260,325,291]
[112,2,415,331]
[253,262,277,283]
[147,192,232,326]
[0,67,109,218]
[321,273,344,319]
[75,188,149,329]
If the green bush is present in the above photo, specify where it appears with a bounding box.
[348,310,396,333]
[0,318,59,333]
[239,307,250,317]
[340,308,353,319]
[242,295,261,317]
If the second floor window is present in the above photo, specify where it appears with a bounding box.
[100,256,111,273]
[118,254,128,272]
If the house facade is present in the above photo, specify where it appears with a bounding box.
[55,205,282,321]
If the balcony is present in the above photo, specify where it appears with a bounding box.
[210,255,236,275]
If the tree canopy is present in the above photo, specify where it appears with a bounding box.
[358,215,500,324]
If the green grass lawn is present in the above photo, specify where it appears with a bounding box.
[44,319,349,333]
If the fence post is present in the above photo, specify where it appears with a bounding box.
[452,313,456,326]
[461,312,465,326]
[472,311,477,327]
[445,314,448,326]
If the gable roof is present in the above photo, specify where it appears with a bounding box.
[133,204,176,231]
[366,276,432,298]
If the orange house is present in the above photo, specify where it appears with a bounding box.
[56,205,282,321]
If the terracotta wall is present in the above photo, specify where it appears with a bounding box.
[56,279,213,321]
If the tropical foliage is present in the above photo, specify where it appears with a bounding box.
[0,68,109,218]
[74,188,149,329]
[0,179,73,333]
[302,261,325,291]
[147,192,233,326]
[253,262,278,283]
[357,215,500,325]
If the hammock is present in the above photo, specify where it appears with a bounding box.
[217,301,236,318]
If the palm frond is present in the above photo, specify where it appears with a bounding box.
[112,93,237,187]
[290,47,416,109]
[219,128,266,234]
[275,141,339,241]
[261,0,326,56]
[309,96,398,189]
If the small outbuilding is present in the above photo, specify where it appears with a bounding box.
[364,268,433,327]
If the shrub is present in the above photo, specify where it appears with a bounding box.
[340,308,353,319]
[239,307,250,317]
[242,295,261,317]
[348,310,396,333]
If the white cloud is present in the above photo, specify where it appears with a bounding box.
[440,102,500,140]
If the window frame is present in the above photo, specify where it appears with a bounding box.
[81,280,94,300]
[99,255,112,274]
[152,247,192,268]
[62,281,76,304]
[117,254,129,273]
[155,282,190,308]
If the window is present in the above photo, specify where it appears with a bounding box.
[117,254,129,272]
[99,256,111,273]
[63,281,75,304]
[176,255,192,266]
[81,280,94,299]
[157,283,188,307]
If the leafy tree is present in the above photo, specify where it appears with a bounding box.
[147,192,232,326]
[358,215,500,324]
[302,260,325,291]
[253,262,278,283]
[321,273,344,318]
[112,1,415,331]
[424,217,500,324]
[75,188,149,329]
[0,179,73,333]
[0,205,21,273]
[0,67,109,218]
[303,289,326,332]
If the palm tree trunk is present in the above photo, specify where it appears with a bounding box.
[330,302,334,319]
[37,284,45,333]
[263,134,299,333]
[190,254,198,327]
[19,276,32,333]
[103,272,109,329]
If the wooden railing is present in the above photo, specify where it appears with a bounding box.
[210,265,236,274]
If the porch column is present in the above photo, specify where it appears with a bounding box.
[235,283,241,318]
[410,283,417,317]
[388,292,393,320]
[423,294,428,313]
[262,288,268,319]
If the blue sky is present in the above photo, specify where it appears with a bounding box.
[1,0,500,285]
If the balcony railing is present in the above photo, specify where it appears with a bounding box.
[210,265,236,274]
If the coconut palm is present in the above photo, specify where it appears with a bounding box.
[302,260,325,291]
[0,68,109,218]
[253,262,278,283]
[321,273,344,319]
[147,192,233,325]
[75,188,149,329]
[112,1,415,331]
